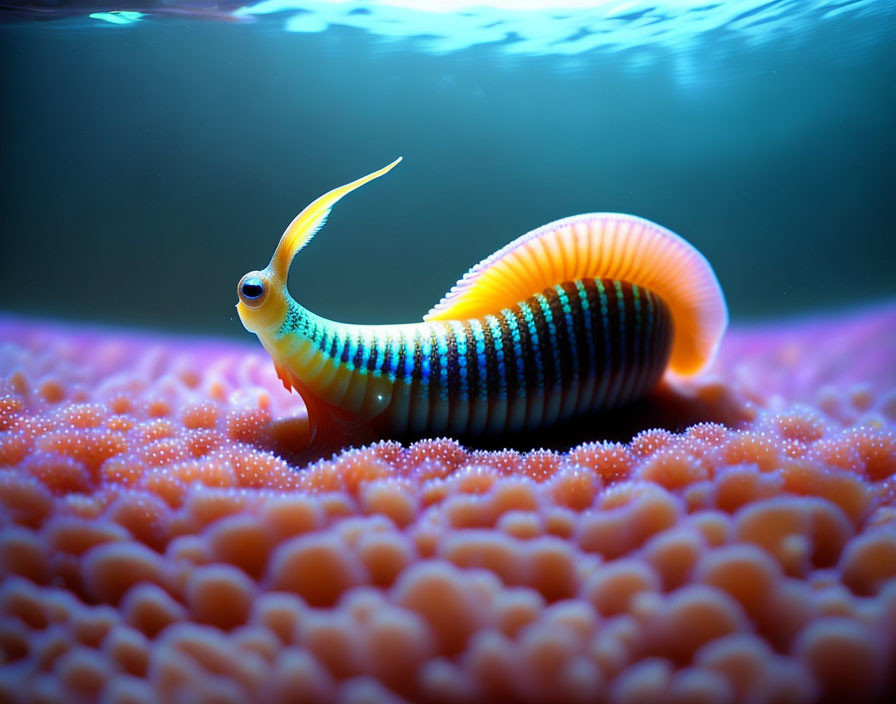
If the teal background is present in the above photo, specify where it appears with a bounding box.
[1,12,894,337]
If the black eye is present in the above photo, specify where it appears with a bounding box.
[241,278,264,299]
[238,274,268,307]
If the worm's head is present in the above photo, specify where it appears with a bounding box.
[236,267,286,335]
[235,156,402,338]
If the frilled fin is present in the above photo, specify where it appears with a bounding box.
[269,157,402,283]
[273,359,376,455]
[424,213,728,376]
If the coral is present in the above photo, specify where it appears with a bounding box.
[1,305,895,704]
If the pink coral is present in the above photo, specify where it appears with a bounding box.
[1,306,895,703]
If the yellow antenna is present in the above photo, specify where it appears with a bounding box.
[269,157,402,282]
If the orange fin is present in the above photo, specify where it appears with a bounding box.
[273,361,297,394]
[272,360,372,454]
[424,213,727,377]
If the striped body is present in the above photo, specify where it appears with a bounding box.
[238,162,726,451]
[273,278,672,437]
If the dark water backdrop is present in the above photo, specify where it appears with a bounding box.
[1,3,894,338]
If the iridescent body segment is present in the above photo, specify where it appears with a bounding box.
[272,279,672,437]
[236,159,726,452]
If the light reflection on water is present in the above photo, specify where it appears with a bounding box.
[234,0,890,55]
[25,0,893,59]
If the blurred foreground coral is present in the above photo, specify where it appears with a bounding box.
[1,306,895,704]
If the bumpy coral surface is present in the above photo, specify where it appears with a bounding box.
[1,306,895,704]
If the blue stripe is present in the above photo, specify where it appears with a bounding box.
[332,328,347,367]
[359,331,373,375]
[535,293,561,389]
[403,330,417,381]
[388,333,402,382]
[449,320,469,401]
[469,319,488,399]
[420,332,432,383]
[520,302,544,391]
[418,329,430,401]
[502,309,526,396]
[575,280,595,376]
[595,280,612,404]
[345,331,359,373]
[433,323,450,401]
[371,331,386,377]
[615,280,626,351]
[485,314,507,399]
[555,284,579,380]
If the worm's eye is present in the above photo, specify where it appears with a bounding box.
[238,274,267,307]
[241,279,264,299]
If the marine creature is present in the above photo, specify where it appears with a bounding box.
[236,158,727,453]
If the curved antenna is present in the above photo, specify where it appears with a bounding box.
[269,157,402,283]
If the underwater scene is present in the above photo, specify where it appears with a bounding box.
[1,1,896,702]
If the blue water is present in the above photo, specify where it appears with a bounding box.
[0,0,894,336]
[235,0,891,57]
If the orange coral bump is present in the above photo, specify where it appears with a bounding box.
[1,305,895,704]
